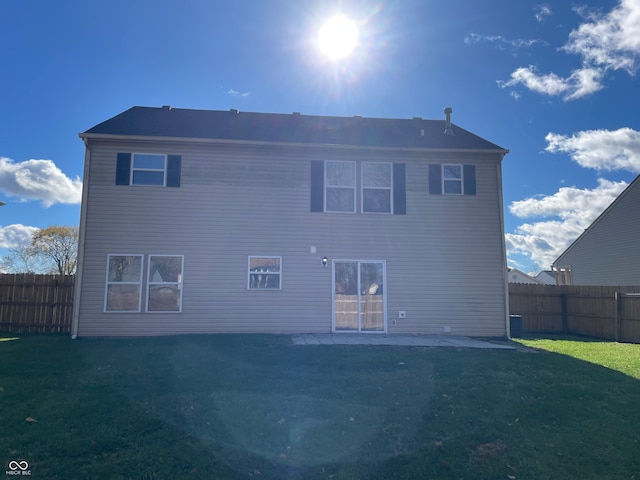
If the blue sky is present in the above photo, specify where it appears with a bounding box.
[1,0,639,273]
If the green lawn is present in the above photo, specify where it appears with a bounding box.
[1,334,640,479]
[516,335,640,379]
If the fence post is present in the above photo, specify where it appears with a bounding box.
[614,292,622,342]
[50,276,62,333]
[46,275,55,332]
[561,293,568,334]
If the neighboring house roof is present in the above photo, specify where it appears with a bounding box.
[507,267,541,284]
[553,174,640,268]
[535,271,557,285]
[81,106,508,152]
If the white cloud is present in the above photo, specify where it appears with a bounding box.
[506,179,628,267]
[509,178,627,220]
[0,224,38,249]
[500,0,640,100]
[464,33,547,49]
[534,4,552,22]
[227,89,250,97]
[545,128,640,172]
[498,66,570,96]
[564,0,640,74]
[506,220,581,269]
[497,65,604,100]
[0,157,82,207]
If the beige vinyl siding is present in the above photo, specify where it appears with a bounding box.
[77,139,507,336]
[390,155,506,336]
[554,178,640,285]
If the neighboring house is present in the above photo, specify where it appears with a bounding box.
[72,106,510,337]
[507,268,540,284]
[552,174,640,285]
[535,270,557,285]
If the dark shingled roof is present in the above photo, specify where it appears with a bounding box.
[82,106,507,151]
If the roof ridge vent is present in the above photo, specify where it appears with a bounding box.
[444,107,454,136]
[162,105,172,110]
[229,108,239,114]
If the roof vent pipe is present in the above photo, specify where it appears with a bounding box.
[444,107,454,136]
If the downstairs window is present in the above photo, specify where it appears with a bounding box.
[105,255,143,312]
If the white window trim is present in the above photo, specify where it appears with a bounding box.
[248,256,282,290]
[131,153,168,186]
[331,259,387,334]
[324,160,356,213]
[104,254,143,313]
[361,162,393,214]
[146,254,184,313]
[442,164,463,195]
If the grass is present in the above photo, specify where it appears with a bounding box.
[1,334,640,479]
[516,334,640,379]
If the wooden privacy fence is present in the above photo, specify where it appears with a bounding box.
[509,284,640,342]
[0,274,74,333]
[334,294,384,331]
[3,274,640,339]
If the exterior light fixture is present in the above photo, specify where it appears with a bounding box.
[322,256,328,268]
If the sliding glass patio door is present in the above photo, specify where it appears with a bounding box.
[333,260,386,332]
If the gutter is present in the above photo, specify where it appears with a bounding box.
[78,132,509,156]
[70,137,91,339]
[496,154,510,337]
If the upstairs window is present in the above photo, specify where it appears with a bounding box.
[429,164,476,196]
[325,161,356,213]
[132,154,166,186]
[443,164,462,195]
[116,153,181,187]
[362,162,392,213]
[311,161,406,214]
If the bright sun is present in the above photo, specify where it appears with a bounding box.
[318,15,358,60]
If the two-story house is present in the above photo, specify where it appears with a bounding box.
[552,174,640,285]
[72,106,509,337]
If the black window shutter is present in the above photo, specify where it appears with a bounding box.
[429,164,442,194]
[310,160,324,212]
[463,165,476,195]
[393,163,406,214]
[116,153,131,185]
[167,155,182,187]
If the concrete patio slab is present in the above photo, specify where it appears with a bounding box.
[292,333,515,349]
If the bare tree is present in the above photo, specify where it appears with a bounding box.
[0,243,39,273]
[31,226,79,275]
[1,226,78,274]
